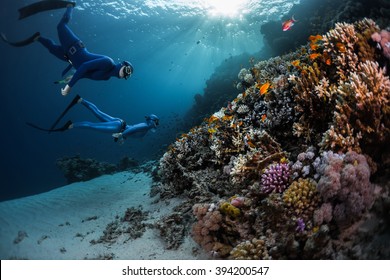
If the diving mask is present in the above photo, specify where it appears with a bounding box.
[122,61,133,80]
[146,114,160,127]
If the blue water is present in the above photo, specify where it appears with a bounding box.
[0,0,297,201]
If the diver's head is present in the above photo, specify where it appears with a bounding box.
[119,61,134,80]
[145,114,160,129]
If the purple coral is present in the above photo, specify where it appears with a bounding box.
[261,162,290,193]
[296,218,305,233]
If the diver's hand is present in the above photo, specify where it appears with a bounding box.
[61,84,71,96]
[112,132,124,144]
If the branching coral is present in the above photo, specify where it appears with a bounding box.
[323,22,360,74]
[289,18,388,154]
[320,60,390,152]
[229,131,285,185]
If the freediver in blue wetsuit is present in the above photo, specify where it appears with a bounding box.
[27,95,159,143]
[1,1,134,96]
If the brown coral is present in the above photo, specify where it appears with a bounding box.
[320,60,390,152]
[283,178,320,222]
[229,238,270,260]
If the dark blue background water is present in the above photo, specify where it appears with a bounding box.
[1,0,280,201]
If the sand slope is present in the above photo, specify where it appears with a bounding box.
[0,171,202,260]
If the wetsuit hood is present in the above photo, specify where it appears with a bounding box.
[145,114,159,128]
[115,61,134,79]
[114,62,124,78]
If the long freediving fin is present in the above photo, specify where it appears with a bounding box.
[54,73,73,84]
[1,32,40,47]
[26,120,72,132]
[18,0,76,20]
[49,94,81,131]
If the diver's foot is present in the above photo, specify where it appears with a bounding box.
[64,120,73,130]
[57,120,73,131]
[67,2,76,8]
[33,32,40,42]
[71,94,82,104]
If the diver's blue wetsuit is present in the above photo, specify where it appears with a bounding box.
[73,99,159,140]
[37,6,125,88]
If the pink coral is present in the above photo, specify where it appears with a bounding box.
[313,202,333,226]
[261,162,291,193]
[192,204,223,252]
[230,196,246,208]
[371,30,390,59]
[316,151,378,227]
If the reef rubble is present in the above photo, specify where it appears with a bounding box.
[154,19,390,259]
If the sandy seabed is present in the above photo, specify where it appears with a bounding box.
[0,171,203,260]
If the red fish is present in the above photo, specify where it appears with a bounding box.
[282,15,297,31]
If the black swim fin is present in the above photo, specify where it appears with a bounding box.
[49,94,81,131]
[18,0,76,20]
[26,120,72,132]
[1,32,40,47]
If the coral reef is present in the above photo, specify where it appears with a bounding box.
[155,18,390,259]
[56,155,117,183]
[56,155,140,183]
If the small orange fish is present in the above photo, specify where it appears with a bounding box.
[247,141,256,148]
[291,60,300,67]
[231,121,243,129]
[259,82,271,95]
[309,53,321,60]
[261,114,267,122]
[222,115,233,122]
[336,42,346,52]
[282,15,297,31]
[309,35,323,42]
[322,52,331,65]
[310,43,320,51]
[208,115,219,123]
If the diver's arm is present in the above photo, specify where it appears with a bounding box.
[67,57,115,87]
[121,123,149,139]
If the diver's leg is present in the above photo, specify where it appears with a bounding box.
[57,6,80,51]
[80,99,118,122]
[37,36,68,61]
[72,121,123,133]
